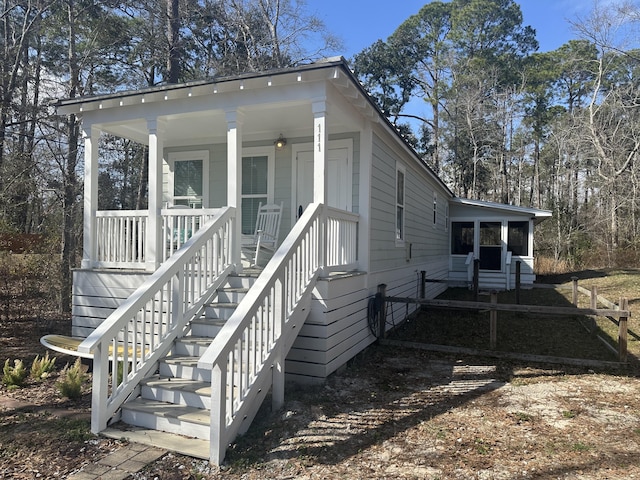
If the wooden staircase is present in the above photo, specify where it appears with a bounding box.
[101,269,261,458]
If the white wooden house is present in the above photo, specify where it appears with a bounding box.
[54,57,550,464]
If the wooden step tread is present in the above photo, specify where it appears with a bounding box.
[142,375,211,396]
[101,426,209,460]
[123,397,210,425]
[177,336,215,345]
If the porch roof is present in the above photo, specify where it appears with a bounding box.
[55,56,454,198]
[451,198,552,223]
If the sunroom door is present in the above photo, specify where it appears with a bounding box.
[479,221,502,270]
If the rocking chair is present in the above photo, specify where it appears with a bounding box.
[245,202,283,267]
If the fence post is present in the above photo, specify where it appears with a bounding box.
[490,290,498,350]
[590,286,598,309]
[618,297,628,363]
[515,261,521,304]
[377,284,387,339]
[572,276,579,306]
[473,259,480,302]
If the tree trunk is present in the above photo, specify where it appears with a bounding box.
[166,0,180,83]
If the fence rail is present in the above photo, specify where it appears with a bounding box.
[379,283,631,363]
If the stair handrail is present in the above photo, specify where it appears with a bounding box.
[79,207,236,434]
[199,202,327,464]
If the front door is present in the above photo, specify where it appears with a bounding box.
[293,140,352,221]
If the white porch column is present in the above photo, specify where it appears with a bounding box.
[146,118,165,271]
[81,124,99,269]
[226,110,244,270]
[312,99,328,204]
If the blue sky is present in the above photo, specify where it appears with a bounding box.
[316,0,590,58]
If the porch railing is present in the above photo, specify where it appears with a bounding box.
[198,203,359,465]
[93,208,220,268]
[79,207,236,434]
[324,206,358,272]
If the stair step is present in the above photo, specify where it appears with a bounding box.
[190,317,226,336]
[120,397,210,440]
[216,287,250,303]
[173,336,214,356]
[204,302,238,320]
[101,426,209,460]
[160,355,209,381]
[141,375,211,409]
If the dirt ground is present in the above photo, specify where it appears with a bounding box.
[2,278,640,479]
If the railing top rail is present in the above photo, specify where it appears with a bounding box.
[199,202,323,369]
[325,206,359,221]
[95,208,221,217]
[78,207,232,355]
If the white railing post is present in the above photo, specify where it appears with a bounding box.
[210,363,227,465]
[318,205,327,274]
[90,344,109,434]
[271,277,285,411]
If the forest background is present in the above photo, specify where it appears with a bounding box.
[0,0,638,315]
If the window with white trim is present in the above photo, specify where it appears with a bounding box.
[169,151,209,208]
[445,202,449,232]
[396,165,405,242]
[241,147,275,235]
[433,193,437,227]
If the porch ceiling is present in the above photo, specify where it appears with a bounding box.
[100,101,322,147]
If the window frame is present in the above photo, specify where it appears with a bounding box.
[507,220,530,256]
[451,221,475,255]
[168,150,210,208]
[433,192,438,228]
[395,164,406,245]
[241,146,275,235]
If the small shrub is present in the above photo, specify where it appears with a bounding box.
[2,358,28,388]
[30,352,56,380]
[57,358,88,399]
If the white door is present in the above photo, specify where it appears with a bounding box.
[293,142,351,220]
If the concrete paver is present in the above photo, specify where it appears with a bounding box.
[67,443,167,480]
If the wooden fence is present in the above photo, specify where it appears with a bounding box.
[376,279,632,363]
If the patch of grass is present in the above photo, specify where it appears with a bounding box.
[474,438,490,454]
[58,418,93,442]
[562,410,577,419]
[511,411,533,423]
[572,442,591,452]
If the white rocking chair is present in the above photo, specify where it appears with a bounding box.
[245,202,283,267]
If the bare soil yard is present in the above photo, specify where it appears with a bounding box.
[1,269,640,479]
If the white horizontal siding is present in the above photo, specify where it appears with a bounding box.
[369,133,449,273]
[72,269,149,338]
[286,273,373,381]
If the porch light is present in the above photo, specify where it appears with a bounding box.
[274,134,287,150]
